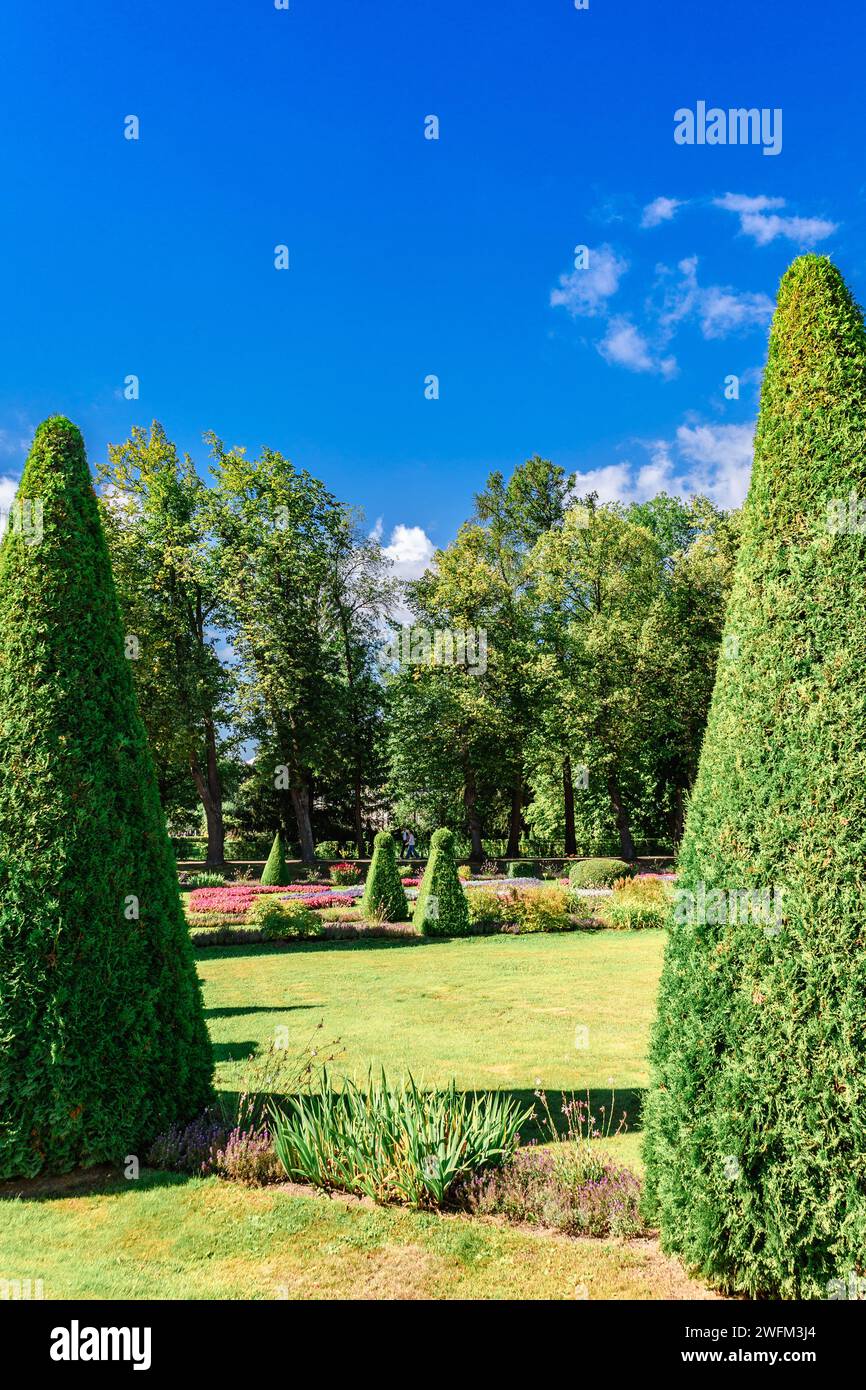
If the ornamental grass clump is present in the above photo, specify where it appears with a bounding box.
[415,827,470,936]
[0,418,212,1178]
[271,1069,530,1207]
[360,830,409,922]
[602,875,672,930]
[644,256,866,1299]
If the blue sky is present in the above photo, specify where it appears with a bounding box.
[1,0,863,576]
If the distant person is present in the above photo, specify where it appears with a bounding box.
[406,830,418,859]
[400,828,409,857]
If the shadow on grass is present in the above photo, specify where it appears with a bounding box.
[1,1084,647,1206]
[197,934,451,964]
[204,1004,318,1019]
[211,1040,259,1063]
[0,1164,198,1205]
[502,1086,646,1144]
[213,1083,646,1144]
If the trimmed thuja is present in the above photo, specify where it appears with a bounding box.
[0,418,213,1179]
[361,831,408,922]
[643,257,866,1298]
[416,828,469,936]
[261,831,288,886]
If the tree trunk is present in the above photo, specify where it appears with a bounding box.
[335,600,366,860]
[463,762,485,863]
[506,778,522,858]
[290,784,316,864]
[189,722,224,866]
[353,771,364,858]
[563,756,577,856]
[670,782,685,846]
[607,773,635,862]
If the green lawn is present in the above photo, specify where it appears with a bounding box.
[1,930,686,1300]
[201,930,664,1121]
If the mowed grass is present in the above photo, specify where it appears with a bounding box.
[0,931,676,1300]
[0,1169,715,1300]
[201,930,665,1103]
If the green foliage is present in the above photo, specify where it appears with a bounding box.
[97,423,230,865]
[186,871,226,888]
[644,256,866,1299]
[360,830,408,922]
[457,863,473,881]
[568,858,634,889]
[600,876,671,931]
[330,862,363,886]
[271,1069,530,1207]
[466,886,570,933]
[512,886,571,933]
[506,859,540,878]
[466,889,511,928]
[415,828,470,936]
[260,831,288,886]
[209,439,395,864]
[0,417,213,1178]
[603,895,668,931]
[461,1090,641,1237]
[315,840,344,859]
[248,897,322,939]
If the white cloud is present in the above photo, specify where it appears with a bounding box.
[376,522,437,626]
[381,523,435,582]
[658,256,774,341]
[674,422,755,509]
[699,284,775,338]
[714,192,837,247]
[550,244,628,318]
[598,316,677,378]
[0,476,21,537]
[641,196,683,229]
[635,442,678,496]
[571,421,756,513]
[715,193,785,215]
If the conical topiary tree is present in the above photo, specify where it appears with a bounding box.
[643,256,866,1299]
[0,418,213,1179]
[415,828,469,936]
[360,830,408,922]
[261,830,288,886]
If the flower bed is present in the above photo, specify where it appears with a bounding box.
[186,876,425,927]
[187,882,365,915]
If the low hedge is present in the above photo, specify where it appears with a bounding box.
[506,859,541,879]
[568,858,634,889]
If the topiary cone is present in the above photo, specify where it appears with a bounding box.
[0,418,213,1179]
[643,257,866,1298]
[261,830,288,886]
[360,830,408,922]
[415,827,469,936]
